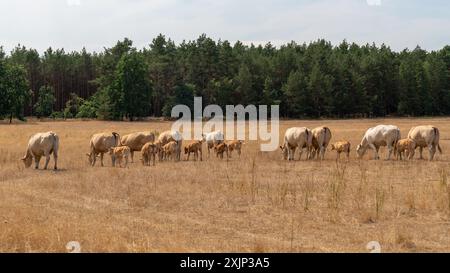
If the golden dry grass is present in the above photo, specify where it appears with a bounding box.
[1,118,450,253]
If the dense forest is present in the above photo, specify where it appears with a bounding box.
[0,34,449,122]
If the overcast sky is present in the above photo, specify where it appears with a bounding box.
[0,0,449,53]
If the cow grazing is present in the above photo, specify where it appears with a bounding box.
[226,140,244,158]
[280,127,312,161]
[330,141,351,161]
[214,143,229,159]
[152,140,164,161]
[162,141,179,161]
[407,126,442,161]
[109,146,131,168]
[310,127,332,160]
[184,140,203,161]
[86,132,121,166]
[204,131,224,157]
[121,132,155,163]
[158,131,183,161]
[141,142,158,166]
[356,125,401,160]
[21,131,59,170]
[395,138,416,160]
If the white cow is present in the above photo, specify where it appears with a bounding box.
[21,131,59,170]
[203,131,224,157]
[407,125,442,161]
[280,127,312,160]
[356,125,401,160]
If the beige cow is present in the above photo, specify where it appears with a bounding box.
[21,131,59,170]
[310,127,332,160]
[158,131,182,161]
[141,142,159,166]
[356,125,401,160]
[86,132,121,166]
[280,127,313,160]
[162,141,179,161]
[330,141,351,161]
[184,140,203,161]
[109,146,131,168]
[226,140,244,158]
[214,143,229,159]
[121,132,155,163]
[407,126,442,161]
[395,138,416,160]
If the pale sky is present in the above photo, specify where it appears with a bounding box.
[0,0,449,53]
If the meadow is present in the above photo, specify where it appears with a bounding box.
[0,118,449,252]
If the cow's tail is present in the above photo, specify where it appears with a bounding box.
[433,127,442,154]
[112,132,121,146]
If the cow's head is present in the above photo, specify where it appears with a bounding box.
[280,145,288,160]
[20,155,33,168]
[184,147,189,154]
[330,144,335,151]
[356,144,365,158]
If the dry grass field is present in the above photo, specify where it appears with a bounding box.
[1,118,450,253]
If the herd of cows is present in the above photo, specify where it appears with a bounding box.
[19,124,442,170]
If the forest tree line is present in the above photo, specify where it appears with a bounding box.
[0,34,449,122]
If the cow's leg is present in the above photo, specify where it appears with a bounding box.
[44,151,50,170]
[34,155,41,169]
[53,150,58,170]
[369,144,379,160]
[409,149,415,160]
[130,151,134,163]
[100,153,106,167]
[336,152,340,161]
[299,148,304,161]
[429,144,436,161]
[91,153,97,166]
[320,146,325,160]
[387,144,394,160]
[419,147,424,159]
[199,149,202,161]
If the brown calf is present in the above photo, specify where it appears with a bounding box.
[214,143,229,159]
[109,146,131,167]
[162,141,178,161]
[141,142,159,166]
[395,138,416,160]
[330,141,351,161]
[226,140,244,158]
[184,140,203,161]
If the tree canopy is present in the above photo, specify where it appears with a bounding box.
[0,36,449,121]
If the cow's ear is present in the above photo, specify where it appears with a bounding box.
[279,146,283,150]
